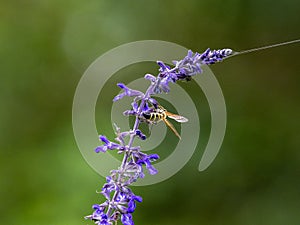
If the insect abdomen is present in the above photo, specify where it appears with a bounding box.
[142,112,166,122]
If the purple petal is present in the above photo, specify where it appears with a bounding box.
[159,80,170,93]
[144,74,156,82]
[123,110,137,116]
[117,83,128,90]
[132,195,142,202]
[187,49,193,57]
[126,89,144,97]
[113,93,126,102]
[172,60,178,65]
[114,83,144,101]
[121,213,134,225]
[148,98,158,108]
[132,102,138,111]
[157,61,168,70]
[107,142,120,150]
[139,170,145,178]
[95,146,107,153]
[106,176,112,183]
[135,129,146,140]
[129,146,140,151]
[157,61,171,73]
[149,154,159,160]
[117,205,128,213]
[146,164,158,175]
[127,200,136,213]
[92,204,105,212]
[142,102,150,113]
[99,135,109,144]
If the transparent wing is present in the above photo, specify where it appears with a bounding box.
[163,118,181,139]
[166,112,188,123]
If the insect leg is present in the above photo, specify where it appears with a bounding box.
[163,118,181,139]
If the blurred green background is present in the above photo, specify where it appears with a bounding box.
[1,0,300,224]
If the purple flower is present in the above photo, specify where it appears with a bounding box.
[87,46,233,225]
[144,73,157,83]
[122,161,144,184]
[123,102,139,116]
[172,50,203,80]
[85,203,111,225]
[97,220,111,225]
[135,129,146,140]
[93,204,106,214]
[147,97,158,108]
[114,192,129,212]
[155,61,179,93]
[155,48,233,85]
[113,83,144,102]
[121,213,134,225]
[133,152,159,175]
[113,189,142,215]
[95,135,123,153]
[101,176,117,199]
[123,100,157,117]
[200,48,233,65]
[157,61,171,73]
[127,195,142,213]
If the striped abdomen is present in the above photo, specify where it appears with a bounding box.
[142,111,166,122]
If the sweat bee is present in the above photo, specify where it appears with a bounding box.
[140,105,188,139]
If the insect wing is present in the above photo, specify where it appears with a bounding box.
[166,112,188,123]
[163,118,181,139]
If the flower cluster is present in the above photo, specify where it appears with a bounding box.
[154,48,233,93]
[85,48,233,225]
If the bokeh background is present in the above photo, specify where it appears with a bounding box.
[1,0,300,224]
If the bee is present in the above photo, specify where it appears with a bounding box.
[140,105,188,139]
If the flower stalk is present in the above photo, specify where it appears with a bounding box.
[85,48,233,225]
